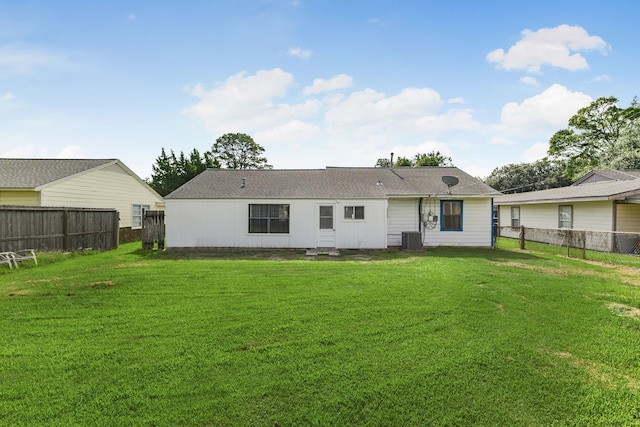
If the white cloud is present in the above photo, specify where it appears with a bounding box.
[127,13,137,21]
[389,141,453,159]
[520,76,539,86]
[447,97,466,104]
[500,84,592,134]
[184,68,322,135]
[303,74,353,95]
[367,18,387,27]
[184,68,484,170]
[487,24,608,73]
[2,143,46,157]
[488,136,516,145]
[0,45,73,74]
[287,47,313,59]
[254,120,322,146]
[56,144,86,158]
[1,92,14,102]
[590,74,610,82]
[325,87,444,129]
[523,142,549,162]
[415,108,480,133]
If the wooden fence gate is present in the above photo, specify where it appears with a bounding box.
[142,210,165,250]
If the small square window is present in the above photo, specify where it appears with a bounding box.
[511,206,520,227]
[441,200,463,231]
[344,206,364,220]
[132,204,150,228]
[559,205,573,229]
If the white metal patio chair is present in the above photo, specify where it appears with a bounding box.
[10,250,38,267]
[0,252,15,269]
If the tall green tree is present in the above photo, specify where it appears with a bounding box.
[548,96,640,179]
[148,148,219,196]
[483,158,572,194]
[603,121,640,169]
[212,133,271,169]
[375,150,454,167]
[413,151,453,167]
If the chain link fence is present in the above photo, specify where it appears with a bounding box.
[498,226,640,260]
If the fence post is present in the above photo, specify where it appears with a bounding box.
[519,225,525,250]
[63,209,69,252]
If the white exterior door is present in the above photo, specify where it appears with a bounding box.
[317,204,336,248]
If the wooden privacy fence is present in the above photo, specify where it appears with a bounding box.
[0,206,119,252]
[142,210,165,250]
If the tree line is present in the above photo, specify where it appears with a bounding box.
[149,96,640,196]
[148,133,271,196]
[485,96,640,193]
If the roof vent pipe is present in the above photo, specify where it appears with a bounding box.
[240,177,247,188]
[390,152,394,167]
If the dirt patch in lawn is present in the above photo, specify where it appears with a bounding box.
[609,302,640,320]
[89,281,116,288]
[489,261,572,276]
[553,350,640,390]
[8,289,32,296]
[615,267,640,287]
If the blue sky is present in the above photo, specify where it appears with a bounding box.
[1,1,637,180]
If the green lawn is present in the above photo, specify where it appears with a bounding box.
[2,243,640,426]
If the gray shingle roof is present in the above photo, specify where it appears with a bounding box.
[495,178,640,205]
[165,167,500,200]
[572,169,640,185]
[0,159,117,188]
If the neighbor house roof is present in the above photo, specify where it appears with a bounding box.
[572,169,640,185]
[0,158,162,199]
[495,178,640,205]
[165,167,500,200]
[0,158,117,189]
[496,169,640,205]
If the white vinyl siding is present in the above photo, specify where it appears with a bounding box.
[387,198,493,248]
[616,203,640,232]
[166,199,387,249]
[422,198,492,247]
[387,199,419,246]
[39,163,163,228]
[498,201,614,231]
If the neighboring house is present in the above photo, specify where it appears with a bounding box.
[0,159,164,237]
[494,169,640,233]
[164,166,499,250]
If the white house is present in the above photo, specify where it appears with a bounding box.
[494,169,640,233]
[164,167,499,250]
[0,158,164,235]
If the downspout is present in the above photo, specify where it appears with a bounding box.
[612,200,618,253]
[419,197,425,246]
[418,197,423,233]
[491,198,495,248]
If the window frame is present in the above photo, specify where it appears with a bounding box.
[319,205,334,230]
[440,200,463,232]
[248,204,290,234]
[510,206,520,227]
[558,205,573,229]
[344,205,365,220]
[132,204,150,229]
